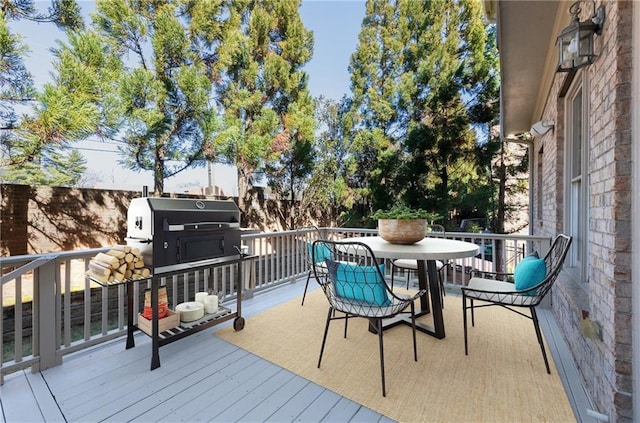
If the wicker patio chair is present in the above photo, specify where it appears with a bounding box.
[461,234,572,374]
[390,224,449,299]
[312,239,427,397]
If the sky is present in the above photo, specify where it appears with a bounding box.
[9,0,366,195]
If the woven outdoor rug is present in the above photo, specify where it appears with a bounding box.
[216,289,576,423]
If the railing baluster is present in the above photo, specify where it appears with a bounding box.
[84,273,91,341]
[117,284,125,330]
[14,276,23,362]
[101,285,108,335]
[63,260,73,346]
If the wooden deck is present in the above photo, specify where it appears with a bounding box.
[0,280,594,422]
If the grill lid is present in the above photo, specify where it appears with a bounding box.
[126,197,240,239]
[125,197,242,269]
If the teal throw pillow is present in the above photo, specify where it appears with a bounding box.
[308,243,332,264]
[514,256,547,294]
[325,260,391,306]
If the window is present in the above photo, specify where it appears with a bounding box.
[564,74,588,282]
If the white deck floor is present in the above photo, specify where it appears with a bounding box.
[0,280,594,422]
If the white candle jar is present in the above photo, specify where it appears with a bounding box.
[195,292,208,306]
[205,295,218,314]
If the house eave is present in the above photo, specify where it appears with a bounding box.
[494,1,570,138]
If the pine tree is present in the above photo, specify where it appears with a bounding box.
[42,0,312,200]
[0,1,84,186]
[348,0,499,228]
[347,0,404,215]
[86,0,223,195]
[213,0,314,223]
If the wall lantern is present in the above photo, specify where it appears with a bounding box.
[557,1,605,72]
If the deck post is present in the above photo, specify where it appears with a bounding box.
[33,260,62,371]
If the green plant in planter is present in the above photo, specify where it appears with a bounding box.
[372,205,439,221]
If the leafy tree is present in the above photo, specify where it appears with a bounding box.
[1,0,82,29]
[400,0,499,226]
[302,95,356,227]
[0,1,85,186]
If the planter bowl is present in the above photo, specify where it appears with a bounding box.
[378,219,427,244]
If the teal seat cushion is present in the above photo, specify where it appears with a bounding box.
[326,260,391,306]
[514,255,547,294]
[308,243,332,264]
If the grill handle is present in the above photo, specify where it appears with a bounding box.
[163,220,240,232]
[124,237,152,244]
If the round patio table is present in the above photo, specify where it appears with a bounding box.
[341,236,479,339]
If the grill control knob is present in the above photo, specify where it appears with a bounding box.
[163,241,168,249]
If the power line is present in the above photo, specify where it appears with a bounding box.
[73,146,119,153]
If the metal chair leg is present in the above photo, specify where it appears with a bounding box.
[317,307,333,368]
[376,318,386,397]
[531,307,551,374]
[410,302,418,361]
[343,313,349,338]
[301,269,312,306]
[470,299,475,326]
[463,294,469,355]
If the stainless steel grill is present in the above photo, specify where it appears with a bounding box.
[125,197,241,271]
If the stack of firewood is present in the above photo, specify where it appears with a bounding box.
[86,245,151,284]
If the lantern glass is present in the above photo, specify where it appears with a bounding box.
[557,20,597,72]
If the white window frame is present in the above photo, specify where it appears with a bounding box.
[564,73,589,283]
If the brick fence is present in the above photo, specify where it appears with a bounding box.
[1,184,327,257]
[1,184,145,256]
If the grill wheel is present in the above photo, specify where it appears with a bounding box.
[233,317,245,331]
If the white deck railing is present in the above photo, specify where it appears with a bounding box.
[0,228,549,384]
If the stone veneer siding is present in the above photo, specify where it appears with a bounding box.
[531,1,633,421]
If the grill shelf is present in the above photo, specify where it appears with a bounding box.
[147,306,233,341]
[93,254,255,370]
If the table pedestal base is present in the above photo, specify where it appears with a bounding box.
[370,259,446,339]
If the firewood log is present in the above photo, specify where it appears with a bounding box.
[106,249,126,259]
[111,245,132,253]
[94,252,119,268]
[89,261,112,278]
[86,269,110,283]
